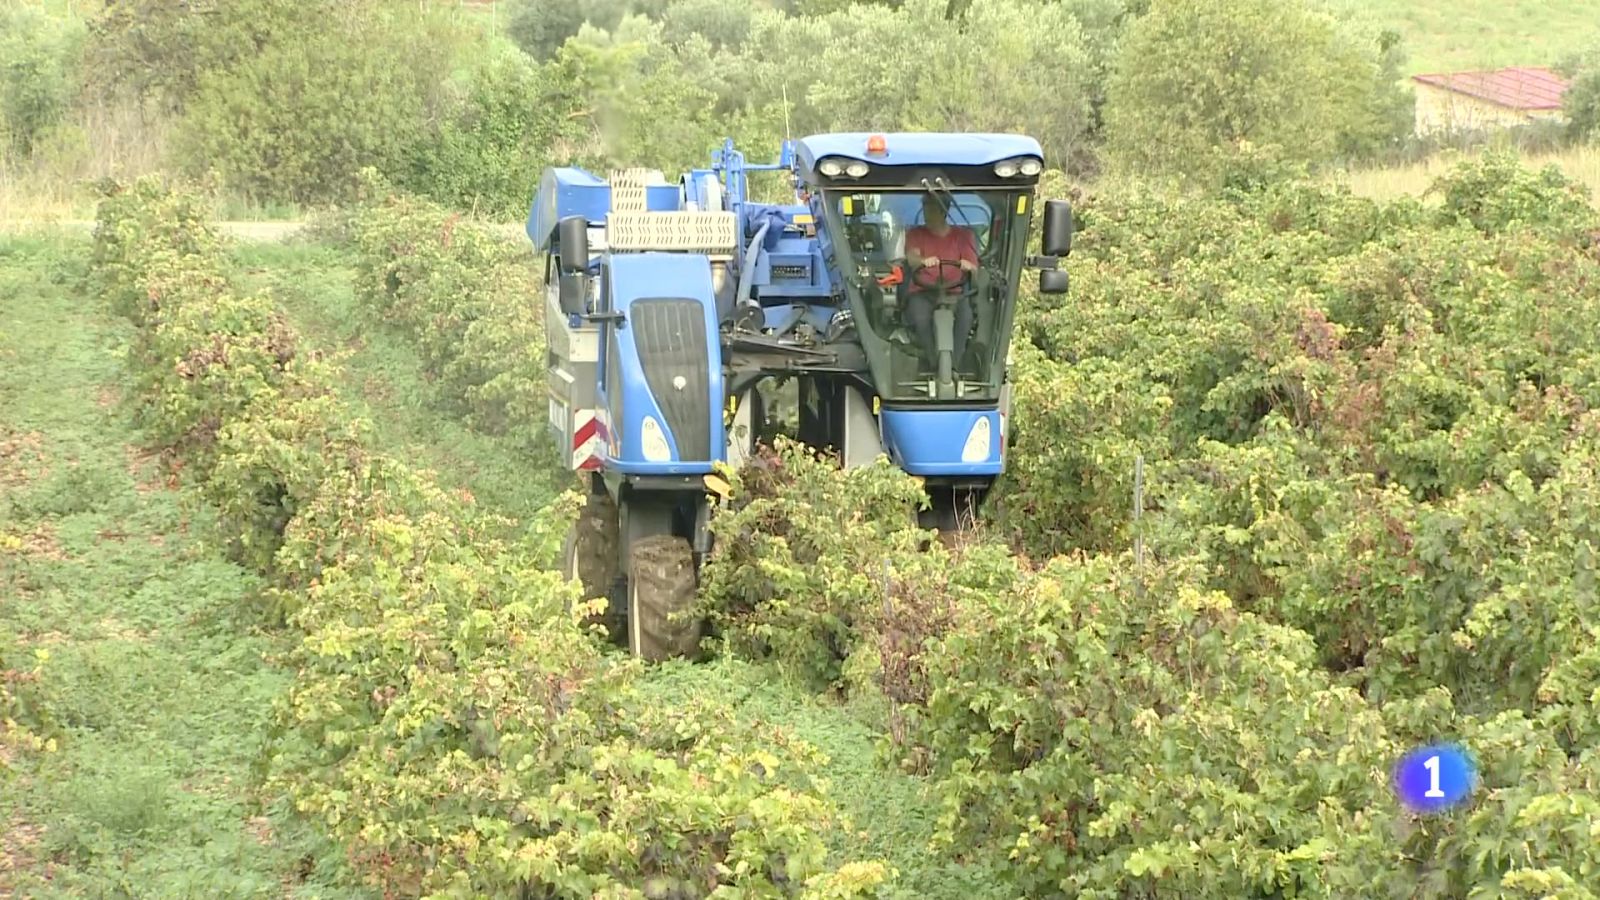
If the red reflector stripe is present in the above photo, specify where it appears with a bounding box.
[573,418,600,447]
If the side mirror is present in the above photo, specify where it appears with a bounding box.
[1039,268,1070,296]
[558,272,587,317]
[558,215,590,275]
[1041,199,1073,258]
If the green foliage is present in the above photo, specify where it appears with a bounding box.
[505,0,647,59]
[0,231,369,897]
[1105,0,1409,180]
[502,0,1123,188]
[1564,52,1600,143]
[1429,150,1600,242]
[267,460,877,895]
[82,0,307,115]
[348,184,550,443]
[87,176,228,327]
[86,178,887,897]
[174,2,459,206]
[697,441,956,692]
[805,0,1095,168]
[660,0,756,50]
[916,555,1403,896]
[406,52,582,219]
[553,17,743,178]
[1001,158,1600,719]
[91,178,307,477]
[0,6,81,163]
[203,372,371,576]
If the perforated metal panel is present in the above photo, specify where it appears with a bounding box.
[606,211,738,255]
[610,168,659,213]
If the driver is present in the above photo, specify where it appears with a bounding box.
[904,194,978,372]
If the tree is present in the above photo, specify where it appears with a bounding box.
[1103,0,1392,179]
[1561,52,1600,142]
[174,2,462,205]
[505,0,660,59]
[659,0,755,51]
[806,0,1094,169]
[81,0,307,117]
[406,52,587,218]
[552,17,732,175]
[0,7,81,163]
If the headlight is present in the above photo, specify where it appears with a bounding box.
[994,159,1020,178]
[845,160,869,178]
[1019,157,1042,176]
[819,158,845,177]
[641,415,672,461]
[961,417,992,462]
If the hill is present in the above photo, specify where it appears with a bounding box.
[1337,0,1599,74]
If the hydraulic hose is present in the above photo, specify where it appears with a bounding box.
[732,219,770,329]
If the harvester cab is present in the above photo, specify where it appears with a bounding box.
[528,133,1073,660]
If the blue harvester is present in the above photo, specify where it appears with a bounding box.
[528,132,1074,659]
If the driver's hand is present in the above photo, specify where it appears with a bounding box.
[959,259,976,272]
[920,256,940,269]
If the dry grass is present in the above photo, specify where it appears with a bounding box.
[0,94,172,222]
[1337,145,1600,204]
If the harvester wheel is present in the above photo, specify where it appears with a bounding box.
[563,490,622,639]
[626,535,702,661]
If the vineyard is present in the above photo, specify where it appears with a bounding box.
[0,151,1595,897]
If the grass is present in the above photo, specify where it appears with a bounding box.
[1335,0,1600,75]
[1338,143,1600,201]
[0,236,368,898]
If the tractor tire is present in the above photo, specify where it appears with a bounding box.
[626,534,702,662]
[563,490,622,639]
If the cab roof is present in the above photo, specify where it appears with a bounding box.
[795,132,1043,171]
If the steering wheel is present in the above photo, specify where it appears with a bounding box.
[910,259,972,295]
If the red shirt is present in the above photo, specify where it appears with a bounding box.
[906,226,977,289]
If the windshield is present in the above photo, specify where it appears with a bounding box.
[822,187,1031,403]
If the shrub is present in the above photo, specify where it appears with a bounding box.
[913,554,1405,896]
[1561,52,1600,143]
[203,373,371,577]
[88,177,228,327]
[80,0,307,117]
[805,0,1095,169]
[130,285,300,470]
[506,0,640,59]
[262,454,886,897]
[349,187,549,442]
[1000,163,1600,718]
[694,439,1045,786]
[1428,151,1600,245]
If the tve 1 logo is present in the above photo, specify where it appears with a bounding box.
[1393,744,1476,813]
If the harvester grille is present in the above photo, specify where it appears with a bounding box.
[631,299,711,461]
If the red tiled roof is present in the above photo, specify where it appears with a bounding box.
[1412,67,1571,111]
